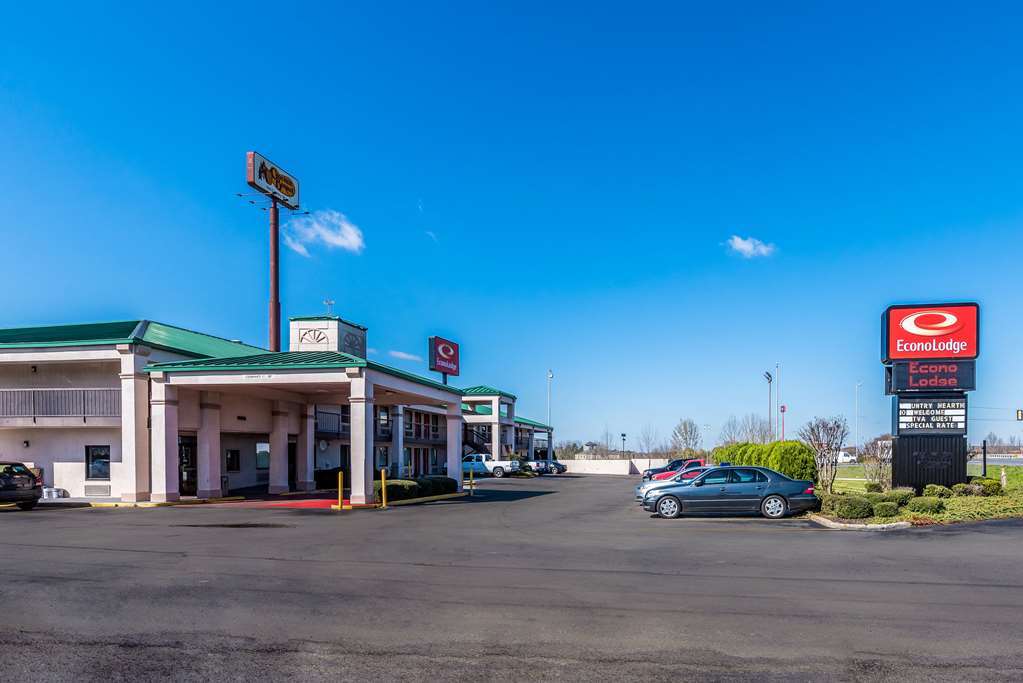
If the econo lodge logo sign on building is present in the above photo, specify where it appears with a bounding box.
[883,303,979,362]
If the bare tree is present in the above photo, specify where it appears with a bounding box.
[739,413,772,444]
[637,424,660,455]
[861,436,893,491]
[718,415,742,446]
[670,418,702,456]
[799,416,849,493]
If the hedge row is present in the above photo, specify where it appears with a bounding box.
[711,441,816,482]
[819,488,917,519]
[373,476,459,502]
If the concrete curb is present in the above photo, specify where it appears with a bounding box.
[39,496,246,509]
[808,513,911,531]
[388,492,469,507]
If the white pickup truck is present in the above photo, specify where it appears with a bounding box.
[461,453,521,478]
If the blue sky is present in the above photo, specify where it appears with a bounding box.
[2,2,1021,446]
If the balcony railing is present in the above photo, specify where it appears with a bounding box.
[315,410,350,436]
[0,388,121,418]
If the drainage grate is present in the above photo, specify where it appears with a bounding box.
[84,484,111,497]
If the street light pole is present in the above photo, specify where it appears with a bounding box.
[855,381,862,458]
[775,362,781,440]
[546,370,554,428]
[763,371,774,441]
[621,433,627,458]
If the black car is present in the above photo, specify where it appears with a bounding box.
[0,462,43,510]
[548,459,567,474]
[641,466,817,519]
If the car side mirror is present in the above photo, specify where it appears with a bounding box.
[693,480,703,487]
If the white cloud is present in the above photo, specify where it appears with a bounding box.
[727,235,776,258]
[283,209,365,258]
[388,350,423,362]
[366,347,379,356]
[425,230,438,242]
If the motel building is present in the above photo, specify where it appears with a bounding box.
[0,316,553,504]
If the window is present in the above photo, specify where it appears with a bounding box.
[255,442,270,470]
[701,469,729,485]
[226,449,241,473]
[375,446,389,469]
[85,445,110,480]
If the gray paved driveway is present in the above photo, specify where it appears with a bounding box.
[2,474,1022,681]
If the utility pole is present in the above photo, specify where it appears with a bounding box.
[763,371,774,440]
[775,362,781,440]
[621,433,627,458]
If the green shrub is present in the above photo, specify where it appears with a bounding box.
[766,441,816,482]
[952,483,983,497]
[970,477,1004,497]
[374,479,420,502]
[833,496,873,519]
[414,477,436,497]
[881,489,915,507]
[907,496,945,514]
[817,493,843,515]
[923,484,953,499]
[873,502,899,518]
[861,492,885,504]
[864,482,883,493]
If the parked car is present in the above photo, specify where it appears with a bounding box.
[649,459,705,482]
[641,466,816,519]
[548,459,567,474]
[642,458,704,481]
[635,466,707,501]
[462,454,521,478]
[0,462,43,510]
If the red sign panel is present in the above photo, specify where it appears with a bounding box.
[428,336,460,376]
[883,303,979,362]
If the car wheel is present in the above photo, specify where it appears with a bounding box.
[493,467,505,478]
[17,501,37,511]
[656,496,682,519]
[761,495,787,519]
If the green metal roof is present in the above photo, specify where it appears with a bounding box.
[288,315,367,330]
[514,415,552,430]
[459,403,550,429]
[0,320,264,358]
[462,385,517,400]
[144,351,463,396]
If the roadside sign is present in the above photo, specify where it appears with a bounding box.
[893,395,967,436]
[428,336,460,377]
[246,151,300,209]
[882,303,979,362]
[890,360,975,392]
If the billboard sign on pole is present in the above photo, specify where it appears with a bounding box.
[882,303,979,362]
[428,336,460,377]
[246,151,300,209]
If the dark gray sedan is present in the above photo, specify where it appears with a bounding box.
[641,466,817,519]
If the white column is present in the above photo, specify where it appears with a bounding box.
[197,391,222,499]
[269,401,289,494]
[349,376,375,505]
[296,404,315,491]
[527,429,535,461]
[118,346,150,502]
[548,429,554,461]
[446,405,463,492]
[391,406,404,478]
[490,397,502,458]
[150,377,179,503]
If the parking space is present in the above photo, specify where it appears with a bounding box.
[3,474,1023,680]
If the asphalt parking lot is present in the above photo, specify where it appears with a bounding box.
[3,474,1023,681]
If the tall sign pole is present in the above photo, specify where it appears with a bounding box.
[246,151,300,353]
[269,197,280,351]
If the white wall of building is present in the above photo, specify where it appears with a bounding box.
[562,458,670,475]
[1,427,122,495]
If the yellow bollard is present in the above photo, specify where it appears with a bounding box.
[469,467,474,497]
[380,468,388,509]
[338,471,344,510]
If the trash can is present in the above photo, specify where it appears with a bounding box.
[220,475,230,497]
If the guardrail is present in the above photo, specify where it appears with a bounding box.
[0,388,121,418]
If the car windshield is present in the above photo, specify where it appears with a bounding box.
[0,464,31,476]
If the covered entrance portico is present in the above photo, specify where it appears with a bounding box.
[145,352,464,504]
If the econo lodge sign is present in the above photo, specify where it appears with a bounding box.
[883,303,979,362]
[428,336,460,376]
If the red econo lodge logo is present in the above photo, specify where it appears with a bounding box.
[885,303,979,361]
[429,336,460,376]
